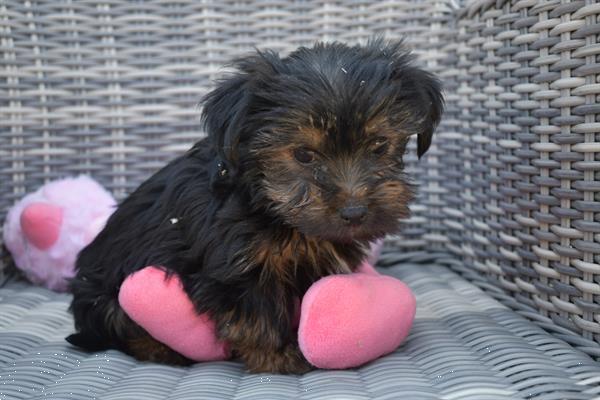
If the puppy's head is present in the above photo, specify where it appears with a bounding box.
[202,40,443,242]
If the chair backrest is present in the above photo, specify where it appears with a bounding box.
[433,0,600,347]
[0,0,451,263]
[0,0,448,202]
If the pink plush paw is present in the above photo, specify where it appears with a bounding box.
[20,202,63,250]
[357,259,379,275]
[357,240,384,275]
[119,266,230,362]
[298,271,416,369]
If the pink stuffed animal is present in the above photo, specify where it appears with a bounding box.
[119,241,416,370]
[2,176,116,291]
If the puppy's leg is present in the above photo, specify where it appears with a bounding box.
[215,288,312,374]
[127,333,193,366]
[69,275,192,366]
[222,319,311,374]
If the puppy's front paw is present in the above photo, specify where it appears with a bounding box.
[244,344,313,374]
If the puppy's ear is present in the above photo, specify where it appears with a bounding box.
[201,73,251,176]
[412,68,444,158]
[369,39,444,158]
[401,67,444,158]
[202,50,281,180]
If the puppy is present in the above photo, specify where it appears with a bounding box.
[67,39,443,374]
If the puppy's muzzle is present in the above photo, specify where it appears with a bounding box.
[339,204,368,225]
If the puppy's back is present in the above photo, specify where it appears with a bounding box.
[67,138,217,351]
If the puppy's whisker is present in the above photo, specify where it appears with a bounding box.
[292,194,313,209]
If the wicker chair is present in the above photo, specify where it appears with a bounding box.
[1,0,599,398]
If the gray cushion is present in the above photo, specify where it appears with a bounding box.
[1,252,599,400]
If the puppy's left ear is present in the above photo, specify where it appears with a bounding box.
[399,67,444,158]
[410,68,443,158]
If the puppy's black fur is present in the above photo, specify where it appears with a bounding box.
[67,39,443,373]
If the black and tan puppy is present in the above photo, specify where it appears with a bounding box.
[67,39,443,374]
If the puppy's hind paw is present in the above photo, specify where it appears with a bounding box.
[244,344,313,375]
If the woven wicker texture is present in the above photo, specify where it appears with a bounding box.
[1,0,599,377]
[0,0,449,203]
[1,253,600,400]
[430,0,600,348]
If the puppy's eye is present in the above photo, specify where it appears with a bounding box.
[371,137,389,155]
[293,148,315,164]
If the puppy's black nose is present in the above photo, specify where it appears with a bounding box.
[339,205,367,225]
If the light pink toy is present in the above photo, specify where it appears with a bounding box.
[298,263,416,369]
[119,241,417,370]
[119,266,230,361]
[3,176,116,291]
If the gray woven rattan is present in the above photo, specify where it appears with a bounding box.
[430,0,600,348]
[1,0,599,398]
[2,253,600,400]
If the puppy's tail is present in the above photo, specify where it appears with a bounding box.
[66,285,127,353]
[66,330,111,352]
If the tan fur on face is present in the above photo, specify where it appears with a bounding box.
[372,179,413,220]
[365,114,389,135]
[298,125,325,149]
[365,114,412,153]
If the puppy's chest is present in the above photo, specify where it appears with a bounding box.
[253,234,365,289]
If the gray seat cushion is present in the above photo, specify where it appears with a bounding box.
[1,252,599,400]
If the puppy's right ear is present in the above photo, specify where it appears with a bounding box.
[202,50,281,187]
[201,73,251,179]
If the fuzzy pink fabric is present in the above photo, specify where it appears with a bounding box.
[298,272,416,369]
[366,239,384,266]
[119,266,230,361]
[2,176,116,291]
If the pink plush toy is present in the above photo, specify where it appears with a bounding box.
[2,176,116,291]
[119,241,416,370]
